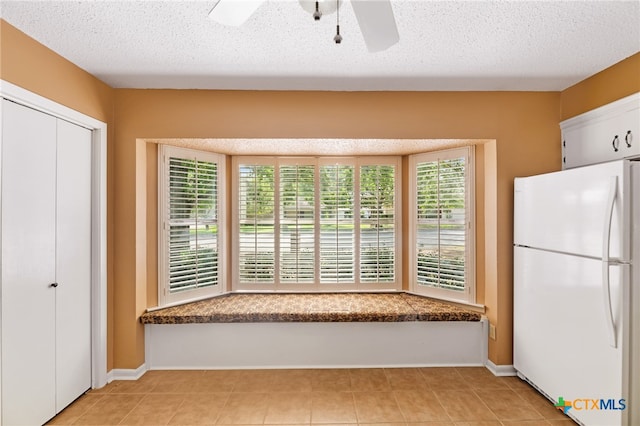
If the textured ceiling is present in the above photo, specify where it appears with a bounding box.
[1,0,639,91]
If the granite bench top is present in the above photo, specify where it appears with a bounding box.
[140,292,482,324]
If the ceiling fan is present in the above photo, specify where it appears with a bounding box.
[208,0,399,52]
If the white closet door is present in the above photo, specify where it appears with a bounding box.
[55,119,92,411]
[1,99,57,425]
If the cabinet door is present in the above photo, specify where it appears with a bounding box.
[55,119,92,412]
[562,99,639,169]
[1,100,57,425]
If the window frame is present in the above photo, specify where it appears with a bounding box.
[232,156,402,292]
[408,146,476,304]
[158,145,226,307]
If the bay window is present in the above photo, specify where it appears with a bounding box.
[158,145,225,306]
[233,156,401,291]
[409,147,475,303]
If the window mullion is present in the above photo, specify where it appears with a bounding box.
[274,161,281,288]
[354,160,361,286]
[195,159,200,287]
[314,162,321,291]
[436,160,441,288]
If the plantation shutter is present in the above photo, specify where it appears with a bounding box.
[360,165,395,283]
[279,164,315,283]
[166,155,219,294]
[415,154,467,292]
[238,164,276,284]
[320,164,355,283]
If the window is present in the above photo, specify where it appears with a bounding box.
[409,147,475,303]
[233,157,400,291]
[158,145,225,306]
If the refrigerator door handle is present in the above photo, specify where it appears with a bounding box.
[602,176,618,348]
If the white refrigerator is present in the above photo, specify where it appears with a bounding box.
[513,159,639,426]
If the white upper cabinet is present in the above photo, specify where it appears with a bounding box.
[561,92,640,169]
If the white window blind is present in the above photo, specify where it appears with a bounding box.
[237,163,276,284]
[233,157,400,291]
[159,146,225,306]
[280,163,315,283]
[410,147,474,303]
[320,164,355,283]
[359,165,395,283]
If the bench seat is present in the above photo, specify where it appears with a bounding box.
[140,292,482,324]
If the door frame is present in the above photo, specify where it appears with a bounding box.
[0,80,108,392]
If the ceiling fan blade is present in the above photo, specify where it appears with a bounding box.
[350,0,399,52]
[208,0,266,26]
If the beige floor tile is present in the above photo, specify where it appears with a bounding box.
[433,390,498,422]
[49,367,577,426]
[216,392,269,424]
[73,394,145,425]
[419,367,469,390]
[357,423,408,426]
[46,394,104,425]
[502,376,535,392]
[232,369,276,393]
[451,422,502,426]
[264,392,312,424]
[474,389,543,421]
[310,424,357,426]
[311,391,357,424]
[165,372,241,394]
[352,391,405,423]
[514,388,572,421]
[107,380,158,394]
[268,369,314,393]
[145,370,206,382]
[393,390,450,422]
[309,369,352,392]
[168,393,229,425]
[119,393,185,425]
[384,368,429,391]
[454,367,511,390]
[349,368,391,391]
[399,422,453,426]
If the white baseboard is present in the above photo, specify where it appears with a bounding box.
[106,364,148,382]
[485,359,517,376]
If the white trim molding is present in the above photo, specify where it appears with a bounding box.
[485,359,518,377]
[0,80,109,390]
[107,364,149,382]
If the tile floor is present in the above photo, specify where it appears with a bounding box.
[47,367,576,425]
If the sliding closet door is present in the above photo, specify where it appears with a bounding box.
[1,99,58,425]
[55,119,92,411]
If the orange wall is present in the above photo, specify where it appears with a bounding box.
[114,89,560,367]
[0,20,116,371]
[0,21,113,122]
[5,16,637,370]
[561,52,640,120]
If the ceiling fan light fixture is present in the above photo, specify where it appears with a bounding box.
[313,1,322,20]
[299,0,339,17]
[333,0,342,44]
[334,25,343,44]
